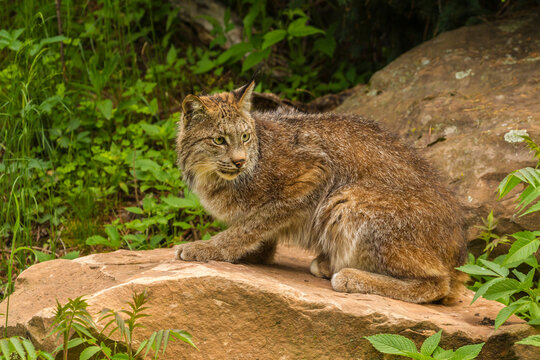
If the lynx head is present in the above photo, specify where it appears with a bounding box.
[176,82,258,183]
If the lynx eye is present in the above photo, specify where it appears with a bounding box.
[241,133,250,142]
[213,136,225,145]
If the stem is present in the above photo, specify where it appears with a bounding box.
[55,0,67,83]
[4,194,20,337]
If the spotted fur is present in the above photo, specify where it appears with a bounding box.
[175,82,467,304]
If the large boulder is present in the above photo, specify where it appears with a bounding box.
[0,247,537,359]
[335,10,540,240]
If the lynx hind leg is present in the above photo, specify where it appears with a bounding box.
[310,253,333,279]
[331,268,451,304]
[238,240,277,264]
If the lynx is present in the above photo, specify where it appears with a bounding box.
[174,82,467,303]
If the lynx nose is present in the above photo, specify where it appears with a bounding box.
[232,158,245,168]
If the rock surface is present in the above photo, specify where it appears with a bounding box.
[0,247,537,359]
[335,10,540,241]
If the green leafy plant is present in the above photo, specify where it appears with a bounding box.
[0,336,54,360]
[1,290,195,360]
[457,136,540,346]
[365,330,484,360]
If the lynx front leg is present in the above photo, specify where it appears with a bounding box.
[176,226,271,263]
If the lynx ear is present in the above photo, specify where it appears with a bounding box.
[181,95,208,126]
[234,81,255,114]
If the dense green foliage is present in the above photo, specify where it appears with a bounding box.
[365,330,484,360]
[1,291,195,359]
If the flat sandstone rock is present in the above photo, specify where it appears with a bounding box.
[0,247,537,359]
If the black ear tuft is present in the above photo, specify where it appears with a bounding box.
[234,81,256,113]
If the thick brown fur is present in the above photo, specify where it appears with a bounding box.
[175,82,468,304]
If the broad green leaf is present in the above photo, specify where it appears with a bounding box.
[494,304,523,330]
[471,278,505,304]
[313,35,336,57]
[514,167,540,187]
[241,48,271,73]
[216,42,252,65]
[86,235,109,246]
[261,30,287,50]
[516,335,540,346]
[125,206,144,214]
[35,250,55,262]
[0,339,10,360]
[163,195,197,209]
[483,278,521,300]
[420,330,441,356]
[80,345,101,360]
[504,232,540,265]
[170,330,197,348]
[287,17,325,37]
[21,338,37,360]
[9,337,25,360]
[517,185,540,213]
[105,225,121,247]
[497,173,522,199]
[478,259,509,277]
[193,56,214,74]
[452,343,484,360]
[97,99,114,120]
[455,264,498,277]
[61,251,80,260]
[432,346,454,359]
[364,334,417,355]
[66,337,84,349]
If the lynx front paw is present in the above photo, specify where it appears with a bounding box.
[310,256,333,279]
[175,241,220,262]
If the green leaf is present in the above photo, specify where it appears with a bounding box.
[66,337,85,349]
[494,304,522,330]
[105,225,121,247]
[497,173,522,199]
[261,30,287,50]
[287,17,325,37]
[35,250,55,262]
[193,56,214,74]
[483,278,521,300]
[432,347,455,359]
[0,339,10,360]
[21,338,37,360]
[520,199,540,216]
[162,195,197,209]
[216,42,252,65]
[97,99,114,120]
[504,232,540,266]
[86,235,113,247]
[80,345,101,360]
[516,335,540,347]
[452,343,484,360]
[420,330,441,356]
[478,259,509,277]
[170,330,197,349]
[364,334,417,356]
[241,48,271,73]
[455,264,498,277]
[313,35,336,57]
[470,277,505,304]
[61,251,80,260]
[125,206,144,214]
[9,337,26,360]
